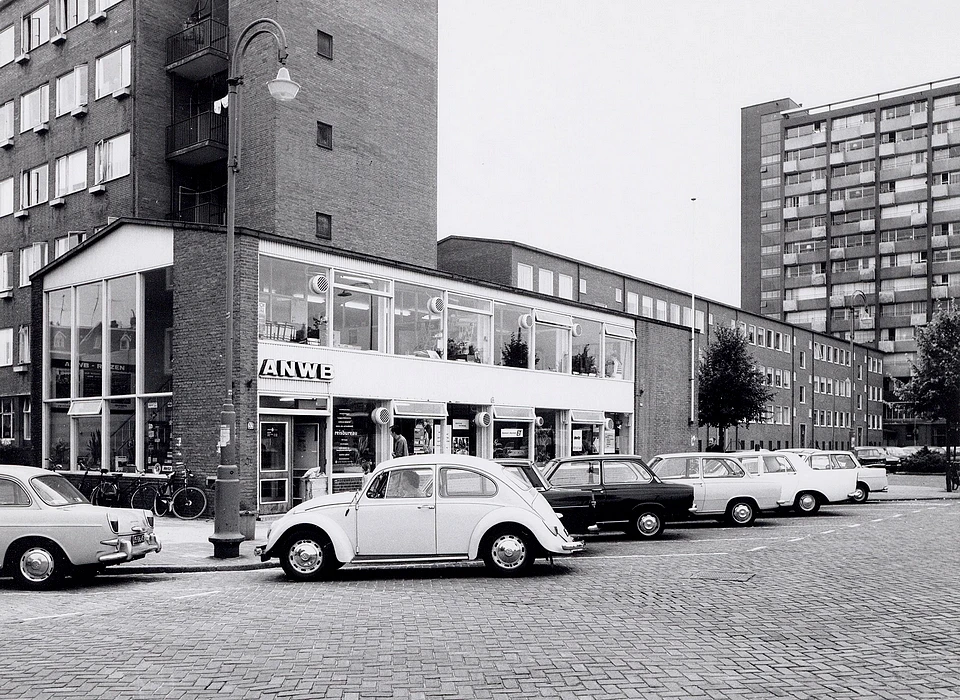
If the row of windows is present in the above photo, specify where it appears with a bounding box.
[516,264,576,300]
[0,0,123,68]
[814,341,851,367]
[832,233,874,248]
[832,160,874,177]
[814,376,851,398]
[832,257,874,273]
[814,410,850,428]
[761,405,792,426]
[740,323,791,353]
[786,240,826,254]
[760,366,791,389]
[0,133,128,214]
[0,234,85,295]
[0,325,29,367]
[784,192,826,208]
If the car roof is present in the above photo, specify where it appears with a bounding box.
[376,453,510,478]
[495,458,536,467]
[546,454,647,462]
[0,464,49,478]
[650,452,742,459]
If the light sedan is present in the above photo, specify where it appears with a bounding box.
[647,453,781,526]
[729,451,857,515]
[780,449,889,503]
[256,454,584,579]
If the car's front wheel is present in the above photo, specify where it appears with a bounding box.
[726,499,757,526]
[9,540,69,590]
[627,509,665,539]
[850,482,870,504]
[482,528,535,576]
[794,491,821,515]
[280,529,338,581]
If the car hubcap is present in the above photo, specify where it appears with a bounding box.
[20,548,55,583]
[853,488,865,502]
[732,504,752,523]
[491,534,526,569]
[288,539,323,574]
[799,494,817,511]
[638,513,660,535]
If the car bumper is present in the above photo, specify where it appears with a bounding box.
[98,533,161,564]
[560,539,585,552]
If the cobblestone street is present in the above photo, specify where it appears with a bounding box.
[1,500,958,699]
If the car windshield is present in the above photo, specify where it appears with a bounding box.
[501,467,537,492]
[31,474,88,506]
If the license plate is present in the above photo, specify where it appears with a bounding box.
[131,534,145,545]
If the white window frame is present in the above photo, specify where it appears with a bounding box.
[558,274,573,300]
[21,5,50,52]
[0,328,12,367]
[95,44,131,99]
[0,178,13,218]
[20,164,49,209]
[516,263,533,291]
[626,291,639,315]
[59,0,89,31]
[94,132,130,184]
[19,242,48,287]
[538,268,554,296]
[0,100,13,140]
[20,84,50,133]
[54,232,84,258]
[0,25,14,67]
[17,325,29,365]
[55,148,87,197]
[96,0,122,12]
[0,253,12,292]
[56,64,88,116]
[22,397,30,441]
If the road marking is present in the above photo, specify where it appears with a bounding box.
[172,590,220,600]
[748,546,766,552]
[821,530,836,534]
[21,611,83,622]
[589,552,728,560]
[789,537,806,542]
[693,536,787,542]
[847,523,861,528]
[871,518,884,522]
[891,513,903,518]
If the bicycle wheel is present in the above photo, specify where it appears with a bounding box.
[171,487,207,520]
[89,485,105,506]
[129,486,160,513]
[155,494,171,517]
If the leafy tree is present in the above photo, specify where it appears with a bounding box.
[697,325,775,447]
[894,307,960,469]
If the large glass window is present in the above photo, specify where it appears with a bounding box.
[56,65,88,116]
[47,288,72,398]
[534,322,570,373]
[142,397,171,471]
[331,271,389,352]
[20,165,49,208]
[107,398,135,470]
[0,25,14,67]
[95,44,131,99]
[604,328,635,381]
[393,282,443,358]
[493,302,530,368]
[143,268,173,394]
[0,178,11,218]
[76,282,103,397]
[446,293,491,363]
[258,257,328,344]
[332,398,376,490]
[259,422,288,505]
[94,132,130,183]
[493,420,530,459]
[61,0,89,29]
[571,423,601,456]
[572,319,602,376]
[534,409,558,466]
[107,275,135,396]
[55,148,87,197]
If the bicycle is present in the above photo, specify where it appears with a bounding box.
[129,469,207,519]
[89,467,123,508]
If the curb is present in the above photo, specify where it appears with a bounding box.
[105,560,280,575]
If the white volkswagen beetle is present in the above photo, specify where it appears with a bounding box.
[0,465,161,589]
[256,454,584,579]
[729,451,858,515]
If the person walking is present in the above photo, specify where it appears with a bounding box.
[391,425,409,458]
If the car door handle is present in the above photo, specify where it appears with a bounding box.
[418,504,435,510]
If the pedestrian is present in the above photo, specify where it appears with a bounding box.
[302,465,325,500]
[706,437,723,453]
[390,425,409,458]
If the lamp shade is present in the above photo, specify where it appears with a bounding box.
[267,66,300,101]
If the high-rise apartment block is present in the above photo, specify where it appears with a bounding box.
[742,81,960,445]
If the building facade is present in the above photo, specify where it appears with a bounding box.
[0,0,438,452]
[742,79,960,445]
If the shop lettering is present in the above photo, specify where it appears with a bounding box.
[259,359,334,381]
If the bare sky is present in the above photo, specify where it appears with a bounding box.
[438,0,960,306]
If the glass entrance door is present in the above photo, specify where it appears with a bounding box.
[293,420,325,505]
[259,421,288,510]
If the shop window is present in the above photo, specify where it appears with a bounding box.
[571,318,601,376]
[493,420,530,459]
[393,282,443,358]
[142,268,173,393]
[75,413,101,468]
[95,44,131,99]
[332,398,376,490]
[46,403,70,467]
[107,398,134,470]
[259,422,288,505]
[534,322,569,373]
[107,276,136,395]
[534,409,558,466]
[605,412,629,455]
[446,293,491,363]
[493,302,530,368]
[331,270,390,352]
[46,288,72,397]
[571,423,601,456]
[76,282,103,397]
[142,397,171,471]
[258,256,328,345]
[603,326,634,380]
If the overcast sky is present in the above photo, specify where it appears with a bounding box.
[437,0,960,306]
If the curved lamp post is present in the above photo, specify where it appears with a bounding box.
[847,290,868,450]
[210,18,300,559]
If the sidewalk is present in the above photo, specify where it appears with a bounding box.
[107,474,960,575]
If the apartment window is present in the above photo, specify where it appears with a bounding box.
[655,299,667,321]
[317,29,333,59]
[515,263,533,291]
[0,178,12,217]
[799,385,806,404]
[55,232,84,257]
[94,132,130,183]
[0,329,12,367]
[17,326,29,365]
[578,278,586,294]
[95,44,131,99]
[22,5,50,52]
[0,101,12,140]
[626,291,639,315]
[22,398,30,441]
[56,65,87,116]
[19,242,48,287]
[55,148,87,197]
[538,268,554,295]
[315,212,331,240]
[0,253,11,291]
[615,288,623,303]
[669,303,680,325]
[558,274,573,300]
[641,296,653,318]
[0,25,14,67]
[20,164,49,209]
[20,84,50,133]
[59,0,88,30]
[316,121,332,149]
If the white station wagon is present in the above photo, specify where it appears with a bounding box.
[256,454,585,579]
[729,451,858,515]
[647,453,782,526]
[0,465,161,589]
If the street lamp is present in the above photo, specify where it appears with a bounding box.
[847,290,867,451]
[210,18,300,559]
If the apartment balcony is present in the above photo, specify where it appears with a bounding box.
[811,225,828,238]
[831,270,859,285]
[931,208,960,225]
[829,247,845,260]
[911,161,928,176]
[894,339,918,353]
[782,299,798,312]
[810,319,827,332]
[932,259,960,276]
[785,132,818,150]
[798,249,827,265]
[931,130,960,148]
[879,241,896,254]
[932,156,960,174]
[932,234,949,248]
[896,188,928,205]
[783,206,798,219]
[859,170,876,184]
[879,265,908,280]
[879,142,895,157]
[782,252,798,265]
[911,211,928,226]
[910,312,928,326]
[844,147,876,163]
[829,294,846,308]
[859,267,876,281]
[932,285,950,299]
[171,201,226,225]
[859,219,876,233]
[910,262,928,276]
[166,111,228,165]
[879,192,895,206]
[165,18,229,81]
[884,401,917,424]
[878,290,896,304]
[830,199,845,213]
[811,272,826,285]
[859,316,875,330]
[931,183,949,199]
[933,104,960,122]
[878,340,895,352]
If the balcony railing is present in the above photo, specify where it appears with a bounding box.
[165,18,229,81]
[171,201,226,225]
[885,401,919,423]
[166,111,228,164]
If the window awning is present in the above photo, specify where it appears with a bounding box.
[604,324,636,340]
[535,309,573,327]
[570,410,605,424]
[492,405,535,421]
[393,400,448,418]
[68,399,103,416]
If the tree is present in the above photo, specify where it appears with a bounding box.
[894,307,960,483]
[697,325,775,448]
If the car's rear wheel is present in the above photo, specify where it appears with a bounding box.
[726,499,756,526]
[794,491,821,515]
[9,540,69,590]
[627,509,665,539]
[850,482,870,504]
[482,528,535,576]
[280,529,338,581]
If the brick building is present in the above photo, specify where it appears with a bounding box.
[0,0,437,451]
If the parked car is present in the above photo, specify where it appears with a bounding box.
[495,459,596,534]
[0,465,161,589]
[256,454,584,580]
[779,449,888,503]
[646,453,781,526]
[853,446,898,470]
[729,451,857,515]
[534,455,696,538]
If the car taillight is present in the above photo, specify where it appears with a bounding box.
[146,514,154,528]
[108,517,119,533]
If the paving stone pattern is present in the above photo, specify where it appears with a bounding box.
[0,502,958,699]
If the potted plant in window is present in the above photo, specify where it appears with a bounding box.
[239,500,259,541]
[572,345,597,375]
[501,330,528,368]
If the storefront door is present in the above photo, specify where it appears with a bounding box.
[447,404,478,456]
[259,421,289,510]
[293,420,325,504]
